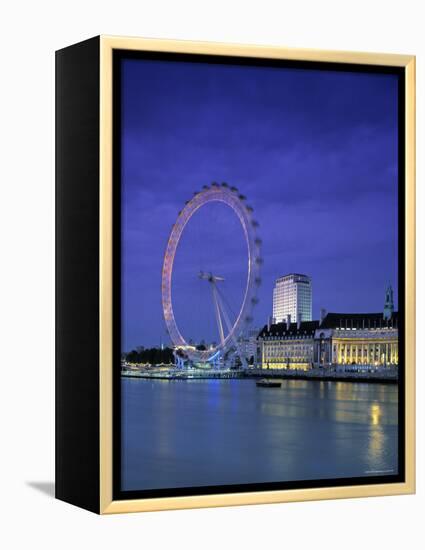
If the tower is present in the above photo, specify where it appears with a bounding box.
[383,284,394,320]
[272,273,312,323]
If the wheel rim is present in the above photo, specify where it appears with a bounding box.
[161,183,261,363]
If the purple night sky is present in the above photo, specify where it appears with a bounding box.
[121,58,399,352]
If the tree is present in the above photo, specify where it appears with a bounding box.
[124,347,174,365]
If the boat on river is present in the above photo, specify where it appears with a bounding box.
[256,379,282,388]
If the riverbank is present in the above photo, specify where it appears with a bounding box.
[121,368,242,380]
[247,368,398,384]
[121,367,398,383]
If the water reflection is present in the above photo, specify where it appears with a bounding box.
[122,378,398,491]
[370,403,382,426]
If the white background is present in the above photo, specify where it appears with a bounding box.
[0,0,423,548]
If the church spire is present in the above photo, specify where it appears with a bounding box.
[383,284,394,320]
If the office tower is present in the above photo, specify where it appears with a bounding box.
[273,273,312,323]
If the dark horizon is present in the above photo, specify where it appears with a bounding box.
[121,57,399,352]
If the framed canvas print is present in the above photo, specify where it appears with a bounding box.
[55,36,415,514]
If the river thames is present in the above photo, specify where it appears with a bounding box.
[121,378,398,491]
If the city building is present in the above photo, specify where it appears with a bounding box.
[313,311,398,370]
[272,273,312,323]
[259,286,398,372]
[258,317,319,370]
[238,327,260,364]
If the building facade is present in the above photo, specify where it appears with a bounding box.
[272,273,312,323]
[258,319,319,370]
[237,327,260,364]
[258,311,398,371]
[313,312,398,370]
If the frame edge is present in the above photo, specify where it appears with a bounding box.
[98,36,416,514]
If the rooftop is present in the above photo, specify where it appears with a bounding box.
[259,320,320,338]
[258,311,398,338]
[320,312,398,329]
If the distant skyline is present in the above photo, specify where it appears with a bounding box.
[121,57,399,351]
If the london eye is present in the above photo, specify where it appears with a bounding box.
[161,183,262,368]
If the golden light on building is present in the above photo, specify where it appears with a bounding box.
[258,309,398,371]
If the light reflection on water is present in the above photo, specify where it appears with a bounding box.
[121,378,398,491]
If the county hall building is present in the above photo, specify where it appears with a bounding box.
[258,286,398,371]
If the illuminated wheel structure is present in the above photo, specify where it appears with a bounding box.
[161,182,262,368]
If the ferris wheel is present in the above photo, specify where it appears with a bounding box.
[161,183,262,367]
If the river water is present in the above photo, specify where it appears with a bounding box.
[121,378,398,491]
